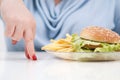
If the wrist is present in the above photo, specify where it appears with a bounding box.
[0,0,3,6]
[0,0,23,6]
[0,0,24,16]
[0,0,24,9]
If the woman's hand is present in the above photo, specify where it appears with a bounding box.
[0,0,37,60]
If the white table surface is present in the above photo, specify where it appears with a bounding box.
[0,52,120,80]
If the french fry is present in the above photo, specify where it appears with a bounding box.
[41,34,74,52]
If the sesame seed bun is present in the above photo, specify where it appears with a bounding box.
[80,26,120,43]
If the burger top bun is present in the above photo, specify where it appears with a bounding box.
[80,26,120,43]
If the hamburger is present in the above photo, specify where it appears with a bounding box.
[72,26,120,52]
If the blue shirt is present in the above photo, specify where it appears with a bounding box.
[6,0,120,51]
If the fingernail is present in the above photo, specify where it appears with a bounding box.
[12,40,17,45]
[12,42,16,45]
[32,55,37,60]
[25,53,30,59]
[25,49,30,59]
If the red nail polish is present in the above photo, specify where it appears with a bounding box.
[32,55,37,60]
[25,53,30,59]
[12,40,17,45]
[25,49,30,59]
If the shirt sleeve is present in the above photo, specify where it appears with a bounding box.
[114,0,120,34]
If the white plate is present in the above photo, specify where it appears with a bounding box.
[47,51,120,61]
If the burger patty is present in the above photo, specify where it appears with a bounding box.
[83,44,102,49]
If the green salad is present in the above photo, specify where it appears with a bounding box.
[71,34,120,52]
